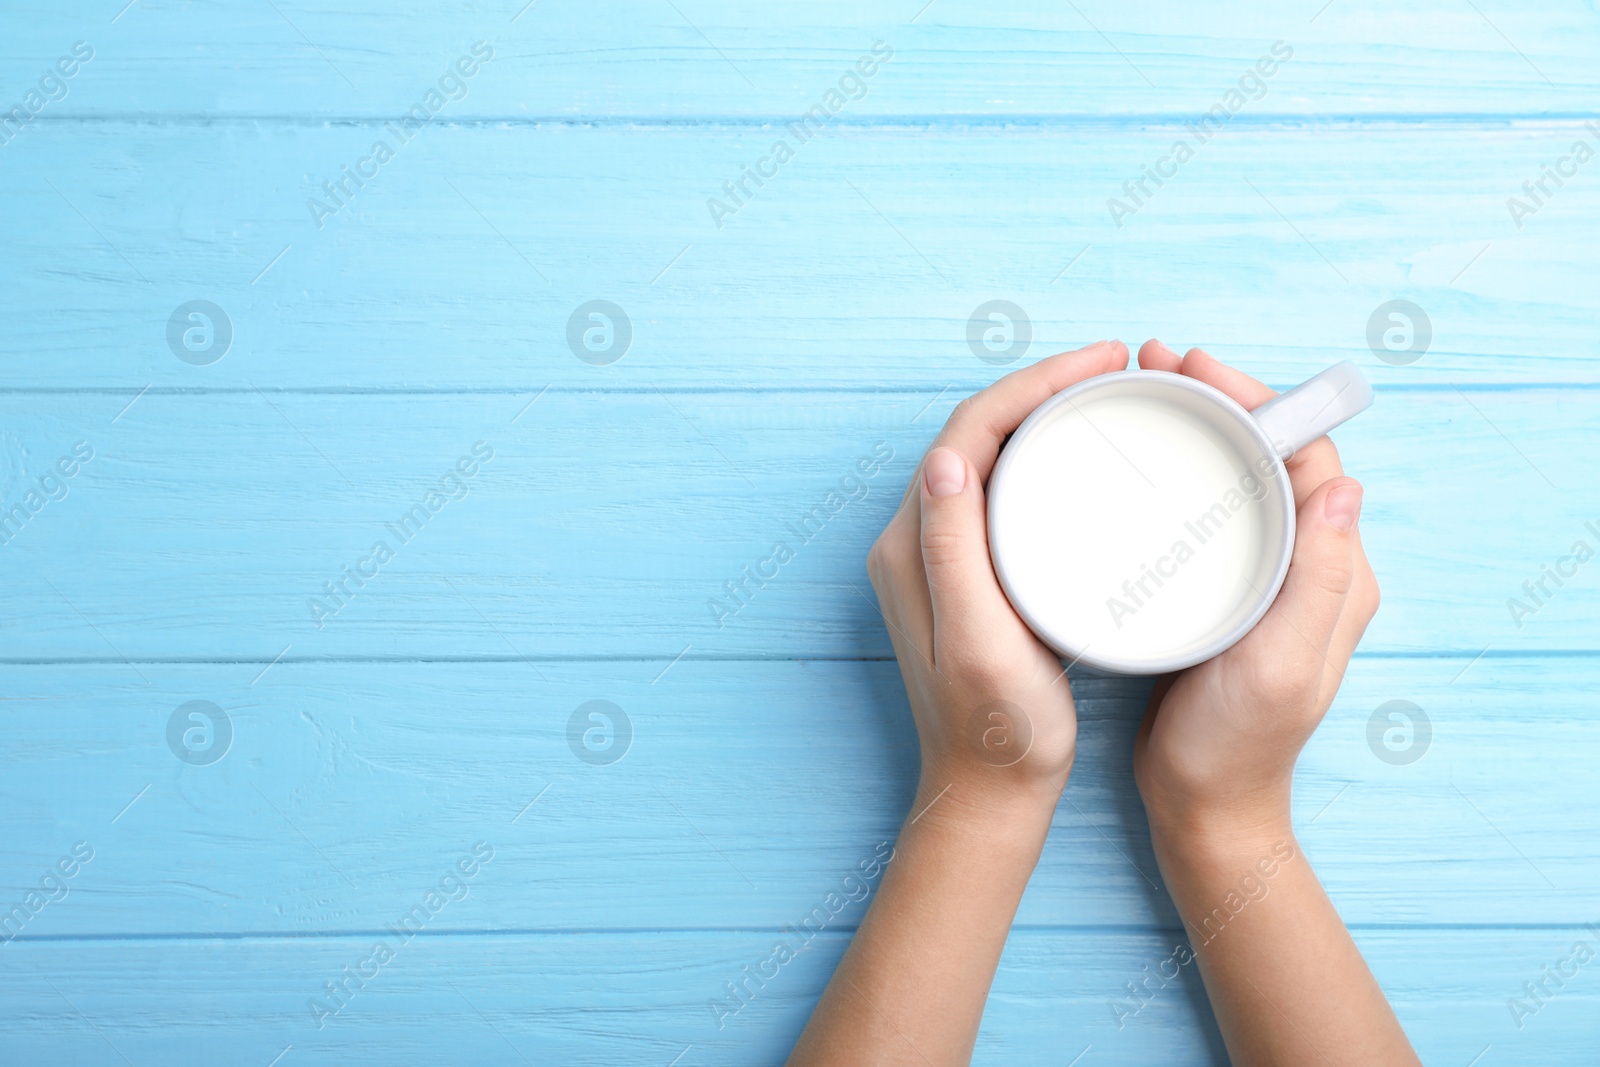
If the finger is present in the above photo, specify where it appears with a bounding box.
[932,339,1129,484]
[1319,530,1380,705]
[1138,338,1183,372]
[867,513,934,656]
[1248,477,1363,684]
[918,446,1021,658]
[891,339,1130,520]
[1179,346,1275,406]
[1179,346,1345,507]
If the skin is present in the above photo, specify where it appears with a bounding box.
[786,339,1420,1067]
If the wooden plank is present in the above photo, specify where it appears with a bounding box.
[2,7,1591,1066]
[5,1,1595,118]
[2,122,1597,389]
[0,928,1592,1065]
[0,388,1590,658]
[1,656,1594,933]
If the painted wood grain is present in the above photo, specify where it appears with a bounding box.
[4,2,1597,1062]
[1,122,1596,389]
[0,388,1587,658]
[0,928,1593,1065]
[4,0,1595,118]
[0,656,1592,932]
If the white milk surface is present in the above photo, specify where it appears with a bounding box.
[990,388,1283,666]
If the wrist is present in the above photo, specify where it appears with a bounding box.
[1145,800,1295,875]
[1137,772,1293,852]
[904,771,1057,860]
[1150,822,1305,947]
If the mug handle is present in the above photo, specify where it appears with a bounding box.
[1250,360,1374,460]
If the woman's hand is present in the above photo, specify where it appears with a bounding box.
[788,340,1129,1067]
[793,339,1415,1067]
[1124,341,1414,1067]
[867,340,1130,824]
[1130,341,1380,842]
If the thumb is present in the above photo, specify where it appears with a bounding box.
[1252,477,1363,672]
[919,447,1013,656]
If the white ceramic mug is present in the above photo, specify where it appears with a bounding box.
[986,361,1373,675]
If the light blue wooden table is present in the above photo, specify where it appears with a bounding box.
[2,2,1597,1063]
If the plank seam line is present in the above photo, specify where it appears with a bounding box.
[0,384,1592,397]
[4,922,1589,944]
[22,113,1600,129]
[0,650,1592,666]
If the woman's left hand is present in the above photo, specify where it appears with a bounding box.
[866,339,1130,822]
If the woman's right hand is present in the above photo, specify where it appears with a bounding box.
[1129,341,1381,843]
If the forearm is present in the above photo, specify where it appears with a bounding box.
[1149,811,1420,1066]
[787,780,1053,1067]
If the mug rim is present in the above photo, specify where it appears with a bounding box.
[986,369,1297,676]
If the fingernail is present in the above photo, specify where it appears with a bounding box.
[924,448,966,497]
[1325,482,1363,530]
